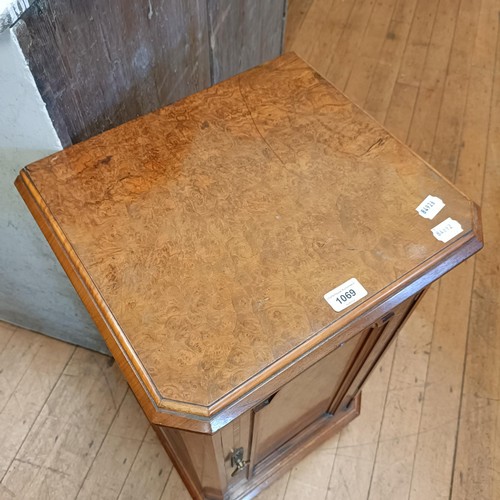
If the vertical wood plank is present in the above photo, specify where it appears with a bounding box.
[452,6,498,203]
[396,0,441,88]
[384,82,419,141]
[207,0,286,84]
[146,0,211,105]
[14,0,212,145]
[407,261,474,500]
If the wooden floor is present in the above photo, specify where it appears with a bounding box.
[1,0,499,498]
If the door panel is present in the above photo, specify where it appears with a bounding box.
[250,330,367,467]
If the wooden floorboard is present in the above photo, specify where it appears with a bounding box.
[0,329,75,481]
[326,341,397,500]
[363,0,419,124]
[76,389,150,500]
[406,0,461,161]
[1,0,498,498]
[430,0,482,181]
[451,2,500,498]
[324,0,377,91]
[343,0,400,105]
[367,285,440,500]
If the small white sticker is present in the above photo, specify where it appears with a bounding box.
[324,278,368,312]
[416,195,445,220]
[431,217,463,243]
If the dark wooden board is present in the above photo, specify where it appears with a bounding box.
[14,0,211,146]
[207,0,287,83]
[13,0,286,146]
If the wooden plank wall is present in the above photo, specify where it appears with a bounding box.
[13,0,286,146]
[207,0,286,83]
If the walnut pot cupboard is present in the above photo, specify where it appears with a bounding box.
[15,54,483,499]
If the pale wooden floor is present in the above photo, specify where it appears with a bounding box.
[1,0,499,498]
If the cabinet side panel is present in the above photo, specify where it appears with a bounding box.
[154,425,205,500]
[156,423,235,499]
[220,412,253,488]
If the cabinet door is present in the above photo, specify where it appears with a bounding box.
[248,292,424,471]
[249,328,372,467]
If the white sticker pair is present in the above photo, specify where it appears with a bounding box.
[323,196,464,313]
[416,195,463,243]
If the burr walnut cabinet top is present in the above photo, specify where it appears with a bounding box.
[16,53,482,424]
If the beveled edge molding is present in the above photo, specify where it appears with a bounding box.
[15,172,208,419]
[15,168,484,431]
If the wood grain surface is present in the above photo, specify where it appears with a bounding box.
[16,53,481,419]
